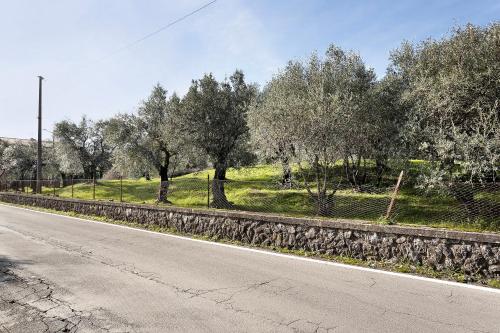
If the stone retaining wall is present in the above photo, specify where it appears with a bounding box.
[1,193,499,278]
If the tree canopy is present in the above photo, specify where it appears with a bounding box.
[391,23,499,186]
[54,116,112,179]
[182,70,255,207]
[105,84,184,201]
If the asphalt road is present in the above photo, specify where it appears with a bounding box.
[0,204,499,333]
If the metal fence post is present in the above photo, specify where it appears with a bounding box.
[120,175,123,203]
[53,177,56,196]
[71,177,74,198]
[207,174,210,209]
[385,170,404,219]
[93,175,96,200]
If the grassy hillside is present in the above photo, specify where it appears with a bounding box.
[43,164,499,232]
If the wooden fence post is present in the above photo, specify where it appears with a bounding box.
[120,175,123,203]
[207,174,210,209]
[385,170,404,219]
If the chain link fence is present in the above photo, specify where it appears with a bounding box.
[394,182,500,227]
[206,179,395,221]
[0,177,498,228]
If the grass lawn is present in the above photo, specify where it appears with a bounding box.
[41,164,499,233]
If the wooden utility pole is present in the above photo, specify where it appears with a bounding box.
[36,76,44,194]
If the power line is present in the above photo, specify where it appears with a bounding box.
[100,0,217,61]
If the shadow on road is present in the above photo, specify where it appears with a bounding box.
[0,255,32,285]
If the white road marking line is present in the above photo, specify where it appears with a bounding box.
[1,202,499,294]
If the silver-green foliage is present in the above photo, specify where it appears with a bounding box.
[181,70,256,208]
[1,140,58,180]
[54,116,112,178]
[0,139,8,178]
[249,45,377,213]
[391,23,499,185]
[182,71,255,179]
[105,84,183,181]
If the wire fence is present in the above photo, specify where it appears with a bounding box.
[400,182,500,226]
[0,177,499,228]
[206,179,395,221]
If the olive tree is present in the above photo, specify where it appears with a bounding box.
[0,139,59,190]
[392,23,499,182]
[367,75,409,186]
[248,64,303,186]
[182,71,255,208]
[54,116,112,179]
[252,46,382,194]
[1,140,38,180]
[325,48,377,188]
[105,84,183,202]
[290,51,345,215]
[251,46,378,215]
[0,139,8,179]
[391,23,500,215]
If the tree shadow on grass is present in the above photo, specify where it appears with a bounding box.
[230,190,391,221]
[395,191,500,229]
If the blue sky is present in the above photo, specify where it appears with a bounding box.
[0,0,498,139]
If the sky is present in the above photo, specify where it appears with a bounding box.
[0,0,498,140]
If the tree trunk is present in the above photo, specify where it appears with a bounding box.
[449,183,478,222]
[158,163,170,203]
[83,165,95,180]
[212,162,232,208]
[344,156,355,187]
[315,191,334,216]
[344,155,368,189]
[30,170,37,193]
[304,155,335,217]
[281,157,292,188]
[60,173,68,187]
[375,159,387,187]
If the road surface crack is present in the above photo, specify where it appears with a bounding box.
[0,263,134,333]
